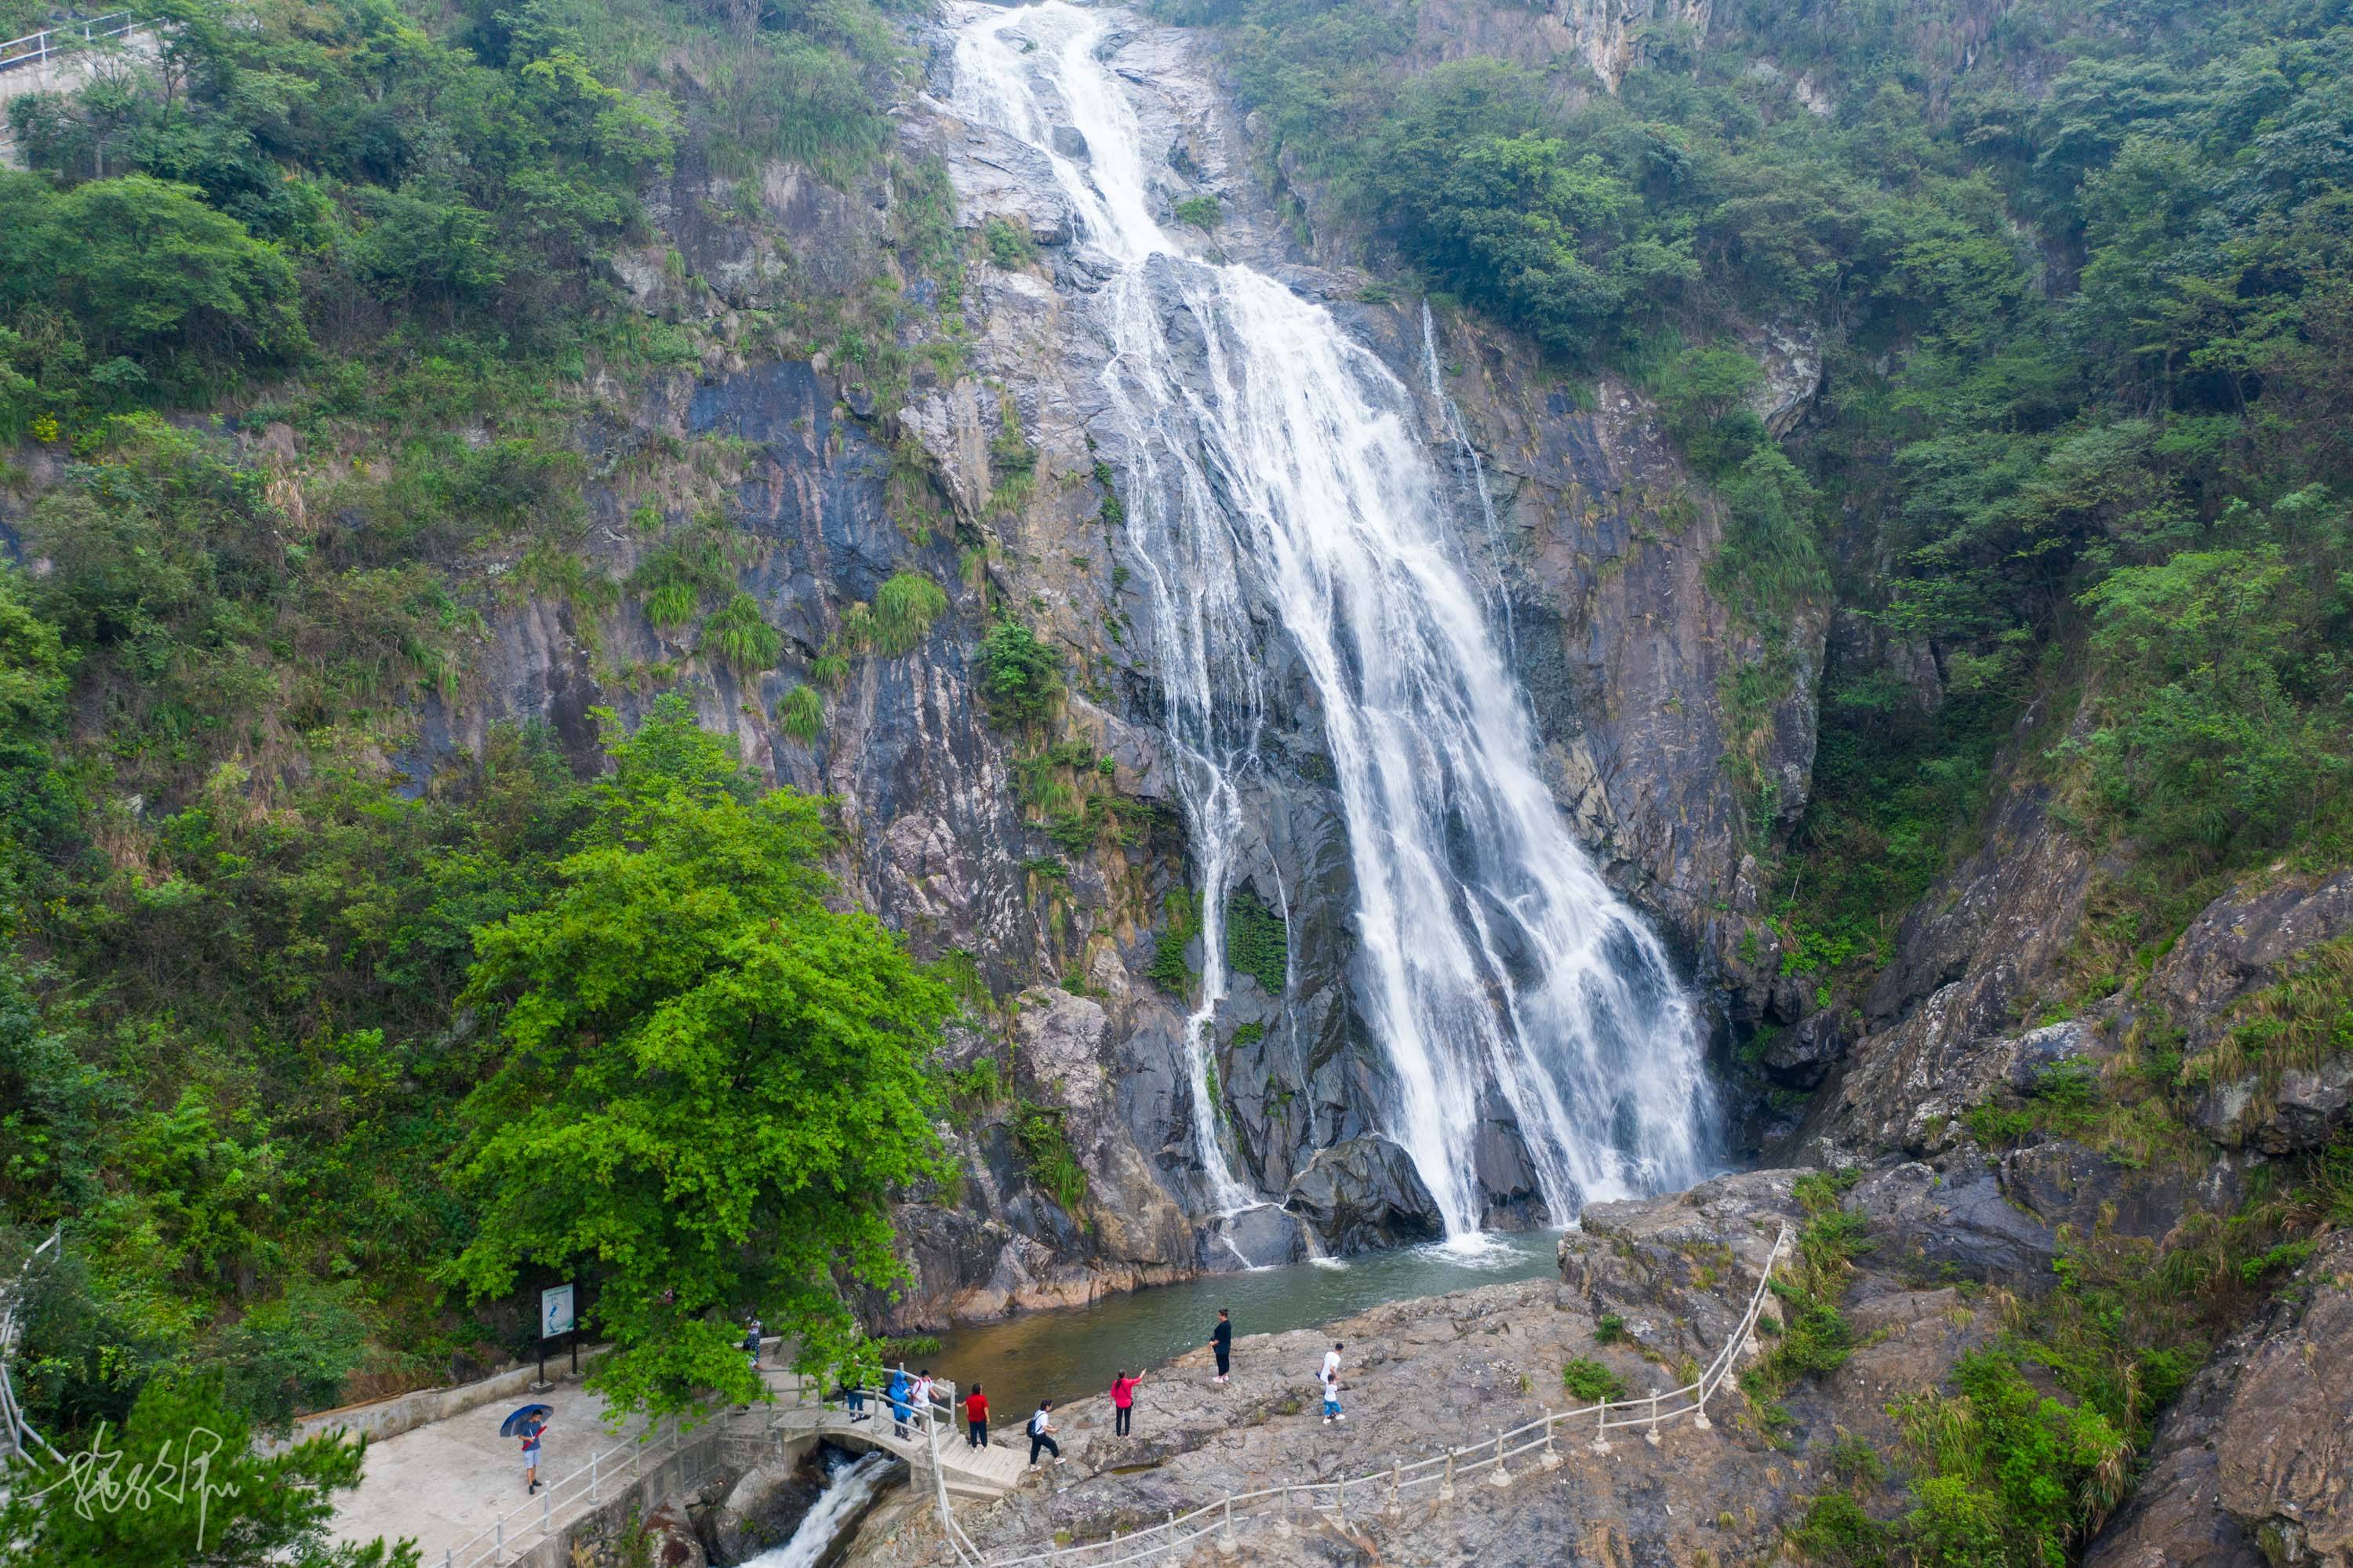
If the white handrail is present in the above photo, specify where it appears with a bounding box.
[0,1228,65,1470]
[0,12,143,73]
[427,1223,1787,1568]
[946,1224,1793,1568]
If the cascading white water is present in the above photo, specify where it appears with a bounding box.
[1420,301,1516,657]
[741,1450,895,1568]
[950,2,1718,1234]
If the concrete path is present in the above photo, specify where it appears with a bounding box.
[332,1377,653,1560]
[329,1367,1027,1561]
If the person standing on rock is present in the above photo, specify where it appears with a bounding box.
[1027,1400,1062,1468]
[1209,1309,1231,1384]
[1319,1342,1344,1424]
[1108,1369,1143,1436]
[965,1382,989,1448]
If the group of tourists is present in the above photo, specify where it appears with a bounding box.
[508,1307,1353,1493]
[829,1307,1348,1472]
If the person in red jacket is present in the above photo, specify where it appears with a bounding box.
[1108,1369,1144,1436]
[964,1383,990,1449]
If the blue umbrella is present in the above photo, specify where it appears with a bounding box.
[500,1403,553,1438]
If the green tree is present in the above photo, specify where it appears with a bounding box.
[0,1370,416,1568]
[0,174,307,380]
[443,697,953,1417]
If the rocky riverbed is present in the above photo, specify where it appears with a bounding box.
[822,1159,2353,1567]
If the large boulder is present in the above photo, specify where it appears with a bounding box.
[1849,1158,2060,1287]
[1281,1136,1442,1252]
[703,1461,815,1565]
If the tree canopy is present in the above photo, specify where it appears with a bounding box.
[442,696,953,1416]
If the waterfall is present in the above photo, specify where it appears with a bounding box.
[741,1449,895,1568]
[949,2,1718,1234]
[1419,301,1516,657]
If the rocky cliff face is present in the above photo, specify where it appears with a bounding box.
[2086,1231,2353,1568]
[394,5,1823,1324]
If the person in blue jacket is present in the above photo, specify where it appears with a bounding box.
[887,1365,913,1439]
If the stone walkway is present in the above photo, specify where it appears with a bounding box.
[331,1377,653,1561]
[329,1369,1028,1562]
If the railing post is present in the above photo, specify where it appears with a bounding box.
[494,1519,503,1559]
[541,1488,551,1536]
[1540,1410,1562,1471]
[1438,1448,1455,1504]
[591,1448,600,1503]
[1693,1378,1713,1432]
[1590,1403,1611,1457]
[1387,1458,1402,1514]
[1488,1429,1510,1489]
[1646,1388,1662,1448]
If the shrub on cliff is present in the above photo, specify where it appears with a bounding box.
[978,617,1063,724]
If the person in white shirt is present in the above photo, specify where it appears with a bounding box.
[911,1370,935,1430]
[1027,1400,1062,1466]
[1319,1342,1344,1423]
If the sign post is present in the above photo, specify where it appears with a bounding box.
[536,1282,575,1392]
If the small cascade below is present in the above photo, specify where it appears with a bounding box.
[949,2,1718,1236]
[740,1447,896,1568]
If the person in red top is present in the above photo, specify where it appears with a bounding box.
[964,1383,989,1449]
[1108,1369,1144,1437]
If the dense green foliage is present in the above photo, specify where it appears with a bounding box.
[977,616,1064,722]
[443,697,953,1416]
[0,1371,415,1568]
[0,0,960,1457]
[1224,888,1288,995]
[1183,0,2353,971]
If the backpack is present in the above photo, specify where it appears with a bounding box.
[1030,1410,1048,1435]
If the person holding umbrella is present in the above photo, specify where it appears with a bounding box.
[500,1404,553,1494]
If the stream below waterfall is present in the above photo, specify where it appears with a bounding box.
[921,1232,1558,1424]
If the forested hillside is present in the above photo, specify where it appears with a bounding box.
[1153,0,2353,1560]
[1183,0,2351,962]
[2,0,2351,1561]
[0,0,963,1454]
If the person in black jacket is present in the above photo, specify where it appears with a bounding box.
[1209,1308,1231,1384]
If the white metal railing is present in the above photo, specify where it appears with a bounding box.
[932,1224,1794,1568]
[0,12,143,73]
[416,1222,1787,1568]
[438,1410,736,1568]
[0,1228,65,1472]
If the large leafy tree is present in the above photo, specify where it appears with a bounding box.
[443,696,952,1417]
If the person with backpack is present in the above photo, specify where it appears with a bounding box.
[1027,1400,1061,1467]
[911,1369,936,1432]
[1319,1342,1344,1424]
[1209,1309,1231,1384]
[965,1382,990,1448]
[1108,1368,1143,1436]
